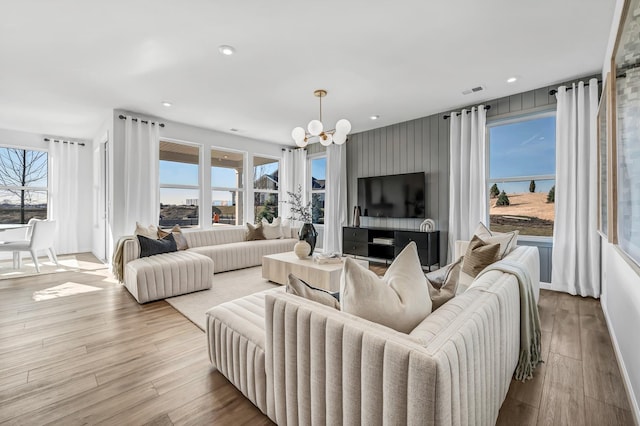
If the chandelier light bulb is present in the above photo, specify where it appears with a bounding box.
[292,127,306,143]
[295,138,308,148]
[335,119,351,135]
[333,132,347,145]
[319,133,333,146]
[308,119,323,136]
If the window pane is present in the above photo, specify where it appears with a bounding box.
[489,116,556,179]
[254,192,278,223]
[0,190,47,224]
[211,148,244,189]
[159,141,199,186]
[311,157,326,189]
[0,148,48,188]
[254,157,279,190]
[159,188,199,228]
[489,179,555,237]
[312,192,325,224]
[212,190,244,225]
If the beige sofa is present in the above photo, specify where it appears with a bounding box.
[122,225,298,303]
[206,245,540,425]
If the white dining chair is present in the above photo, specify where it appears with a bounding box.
[0,219,59,273]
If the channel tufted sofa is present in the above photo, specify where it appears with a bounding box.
[206,245,540,425]
[122,225,298,303]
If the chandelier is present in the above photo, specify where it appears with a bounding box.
[291,89,351,147]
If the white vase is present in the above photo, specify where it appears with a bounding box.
[294,241,311,259]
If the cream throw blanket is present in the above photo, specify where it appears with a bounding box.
[477,258,542,381]
[112,236,135,282]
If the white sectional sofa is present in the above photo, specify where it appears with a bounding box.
[206,245,540,425]
[122,225,299,303]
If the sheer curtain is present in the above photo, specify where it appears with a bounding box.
[122,116,160,236]
[552,79,600,297]
[323,144,347,253]
[280,148,306,222]
[49,140,79,254]
[448,106,487,262]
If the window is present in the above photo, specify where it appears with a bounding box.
[487,113,556,237]
[159,141,200,228]
[309,156,326,224]
[0,147,48,224]
[253,155,279,223]
[211,148,245,225]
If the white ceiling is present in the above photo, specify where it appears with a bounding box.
[0,0,615,144]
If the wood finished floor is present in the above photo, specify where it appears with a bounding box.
[0,255,634,425]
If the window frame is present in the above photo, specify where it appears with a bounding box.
[252,154,280,223]
[211,146,247,226]
[0,145,49,223]
[159,139,202,228]
[485,110,556,242]
[308,153,327,226]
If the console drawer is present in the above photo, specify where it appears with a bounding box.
[343,241,368,256]
[343,227,368,243]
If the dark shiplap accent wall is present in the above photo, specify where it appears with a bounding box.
[346,80,590,272]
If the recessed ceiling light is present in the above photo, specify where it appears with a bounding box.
[507,77,518,83]
[161,101,172,107]
[218,45,236,56]
[370,115,380,120]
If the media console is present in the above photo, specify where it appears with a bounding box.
[342,226,440,270]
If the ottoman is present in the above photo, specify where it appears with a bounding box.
[124,251,214,303]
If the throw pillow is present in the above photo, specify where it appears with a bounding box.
[286,273,340,309]
[135,222,159,240]
[473,222,518,258]
[461,235,500,278]
[280,218,292,239]
[261,217,284,239]
[426,257,463,310]
[341,242,432,333]
[246,222,266,241]
[158,225,189,250]
[137,234,178,258]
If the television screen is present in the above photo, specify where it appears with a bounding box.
[357,172,426,218]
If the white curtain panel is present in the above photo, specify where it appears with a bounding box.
[552,79,600,297]
[280,148,307,222]
[122,116,160,237]
[323,144,347,253]
[448,106,487,262]
[49,140,80,254]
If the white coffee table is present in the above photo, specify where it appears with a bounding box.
[262,252,369,292]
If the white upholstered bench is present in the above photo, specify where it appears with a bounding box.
[124,251,214,303]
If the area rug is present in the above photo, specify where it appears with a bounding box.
[165,266,279,331]
[0,254,105,280]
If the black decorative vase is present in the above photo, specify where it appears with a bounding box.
[299,223,318,256]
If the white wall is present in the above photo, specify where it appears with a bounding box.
[601,0,640,421]
[107,109,286,258]
[0,127,93,254]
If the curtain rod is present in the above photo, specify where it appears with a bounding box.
[44,138,85,147]
[548,67,637,96]
[118,114,165,127]
[282,148,307,151]
[443,105,491,120]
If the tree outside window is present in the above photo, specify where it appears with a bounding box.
[253,156,279,223]
[0,147,48,224]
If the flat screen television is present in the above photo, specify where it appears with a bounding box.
[357,172,426,218]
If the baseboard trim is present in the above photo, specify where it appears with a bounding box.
[601,303,640,425]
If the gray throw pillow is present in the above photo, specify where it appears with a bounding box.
[426,257,463,310]
[462,235,500,278]
[245,222,266,241]
[137,234,177,258]
[286,273,340,309]
[158,224,189,250]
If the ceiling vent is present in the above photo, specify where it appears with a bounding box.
[462,85,485,95]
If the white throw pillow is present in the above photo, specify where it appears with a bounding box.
[280,218,292,239]
[261,217,283,239]
[472,222,518,258]
[135,222,158,239]
[340,242,432,333]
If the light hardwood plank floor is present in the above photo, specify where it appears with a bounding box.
[0,255,634,425]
